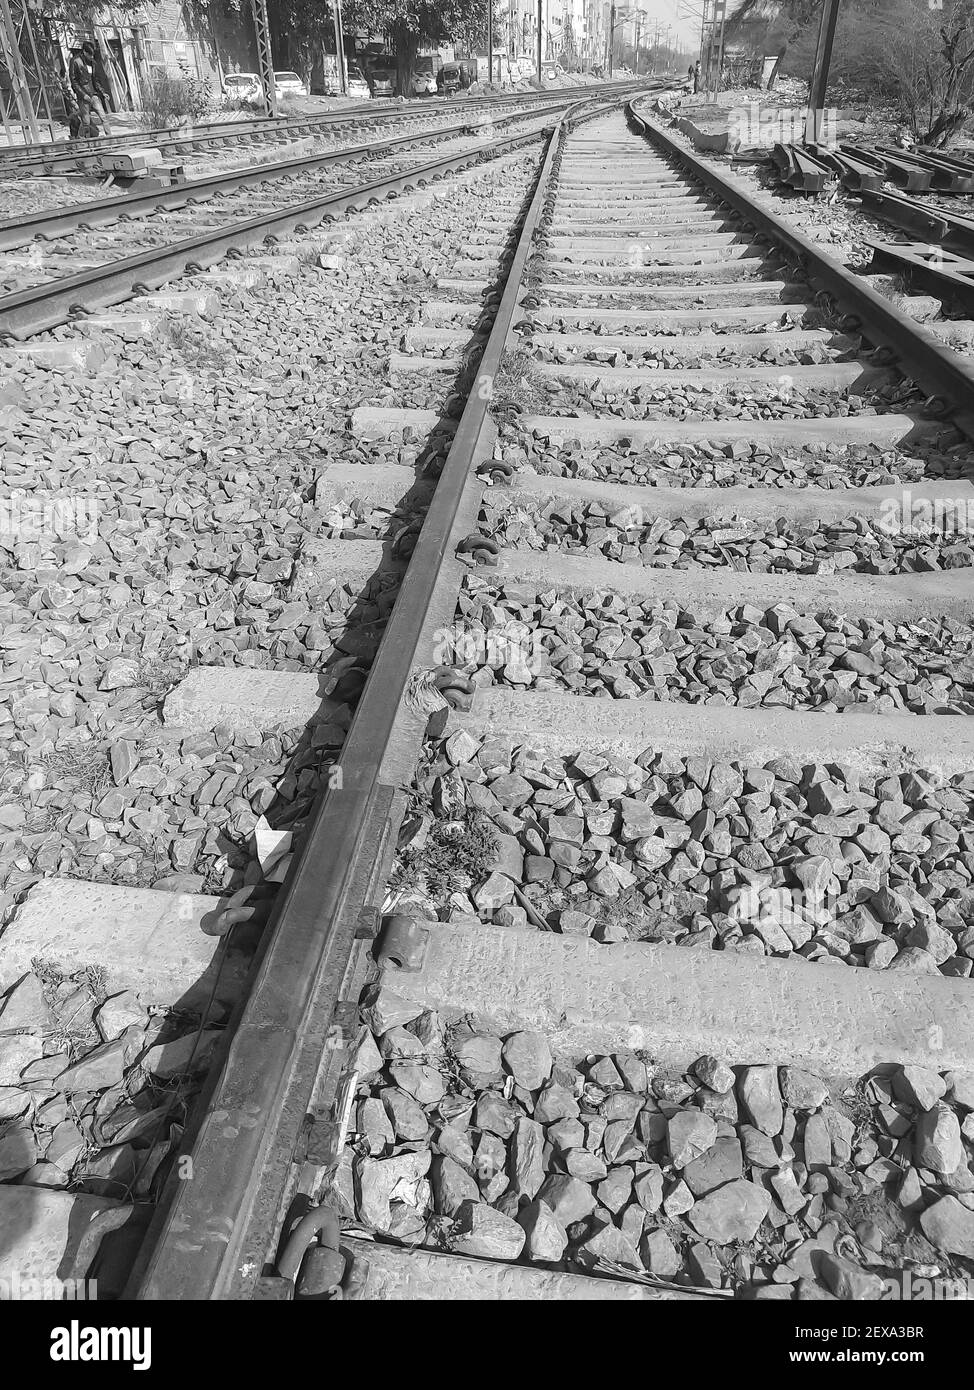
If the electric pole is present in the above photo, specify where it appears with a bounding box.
[0,0,54,143]
[805,0,840,143]
[536,0,542,80]
[332,0,347,94]
[698,0,709,71]
[607,0,615,77]
[251,0,278,116]
[487,2,493,83]
[713,0,727,100]
[705,0,726,99]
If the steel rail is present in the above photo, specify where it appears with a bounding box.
[0,80,650,176]
[0,86,603,168]
[0,103,395,169]
[0,99,580,254]
[630,100,974,444]
[127,91,607,1303]
[0,116,569,339]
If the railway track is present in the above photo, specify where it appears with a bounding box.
[3,90,974,1305]
[0,89,622,1299]
[0,86,597,176]
[0,85,629,180]
[0,98,609,340]
[0,102,411,178]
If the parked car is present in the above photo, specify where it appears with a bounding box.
[413,55,441,96]
[223,72,261,104]
[368,65,395,98]
[274,70,308,98]
[346,65,372,100]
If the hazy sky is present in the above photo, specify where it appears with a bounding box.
[646,0,709,48]
[617,0,704,50]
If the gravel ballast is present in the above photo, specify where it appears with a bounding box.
[0,154,537,919]
[480,497,974,575]
[0,153,539,1208]
[339,1010,974,1298]
[453,577,974,714]
[393,730,974,973]
[491,424,971,489]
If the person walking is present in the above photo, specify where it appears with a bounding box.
[69,41,111,136]
[692,61,701,94]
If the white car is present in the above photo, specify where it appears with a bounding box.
[274,70,308,98]
[346,66,371,100]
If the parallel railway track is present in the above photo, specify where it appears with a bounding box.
[0,96,624,340]
[3,91,974,1305]
[0,83,639,179]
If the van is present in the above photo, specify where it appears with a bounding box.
[414,53,442,96]
[366,59,395,97]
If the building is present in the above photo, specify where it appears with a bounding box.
[10,0,257,119]
[498,0,618,72]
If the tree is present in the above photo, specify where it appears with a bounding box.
[343,0,497,94]
[266,0,334,82]
[725,0,823,59]
[783,0,974,146]
[888,0,974,146]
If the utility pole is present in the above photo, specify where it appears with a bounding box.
[332,0,347,94]
[805,0,840,143]
[0,0,38,142]
[487,1,493,83]
[251,0,278,116]
[0,0,58,143]
[698,0,709,70]
[706,0,725,100]
[536,0,542,80]
[607,0,615,77]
